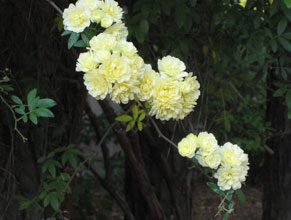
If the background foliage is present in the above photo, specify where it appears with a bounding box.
[0,0,291,219]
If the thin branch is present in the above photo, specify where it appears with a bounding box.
[149,118,178,149]
[143,128,185,220]
[62,123,114,199]
[229,82,244,101]
[45,0,63,14]
[0,95,27,142]
[86,158,135,220]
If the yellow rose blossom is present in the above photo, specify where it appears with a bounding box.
[149,79,182,120]
[196,150,221,169]
[137,64,159,101]
[129,55,144,76]
[98,0,123,28]
[63,4,91,33]
[194,132,221,168]
[99,55,131,83]
[214,165,249,191]
[91,8,102,23]
[92,49,111,63]
[176,75,200,120]
[76,0,99,10]
[219,142,249,168]
[104,22,128,40]
[158,55,187,80]
[89,33,117,51]
[76,52,98,72]
[115,40,138,58]
[196,132,219,155]
[177,133,198,158]
[84,70,112,99]
[110,78,139,104]
[101,16,114,28]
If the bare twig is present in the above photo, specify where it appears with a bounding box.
[83,156,136,220]
[0,95,27,142]
[45,0,63,14]
[149,118,178,149]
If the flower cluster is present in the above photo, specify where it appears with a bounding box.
[80,33,144,104]
[148,56,200,120]
[63,0,200,121]
[178,132,249,191]
[63,0,123,33]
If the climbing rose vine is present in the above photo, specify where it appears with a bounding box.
[178,132,249,191]
[62,0,200,121]
[61,0,249,216]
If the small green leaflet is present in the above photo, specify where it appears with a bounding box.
[68,32,80,49]
[284,0,291,8]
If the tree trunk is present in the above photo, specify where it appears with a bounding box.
[263,71,291,220]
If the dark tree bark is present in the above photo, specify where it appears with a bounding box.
[263,71,291,220]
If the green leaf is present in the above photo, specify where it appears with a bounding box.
[27,89,37,106]
[68,32,80,49]
[138,112,146,121]
[225,192,233,201]
[48,163,56,178]
[126,120,135,132]
[283,32,291,39]
[55,15,64,31]
[19,200,31,210]
[223,212,229,220]
[279,37,291,51]
[29,112,38,125]
[273,87,287,97]
[22,114,28,123]
[61,30,72,36]
[140,19,149,35]
[228,201,235,211]
[69,156,78,169]
[83,28,96,41]
[281,0,291,21]
[235,189,246,204]
[116,114,132,122]
[14,107,25,115]
[60,172,70,181]
[43,196,50,208]
[74,40,87,48]
[284,0,291,8]
[137,121,143,131]
[11,95,22,105]
[132,105,139,120]
[81,33,90,46]
[62,151,78,169]
[277,18,288,35]
[207,182,224,195]
[49,193,60,211]
[35,108,54,118]
[37,98,56,108]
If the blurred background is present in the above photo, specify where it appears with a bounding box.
[0,0,290,219]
